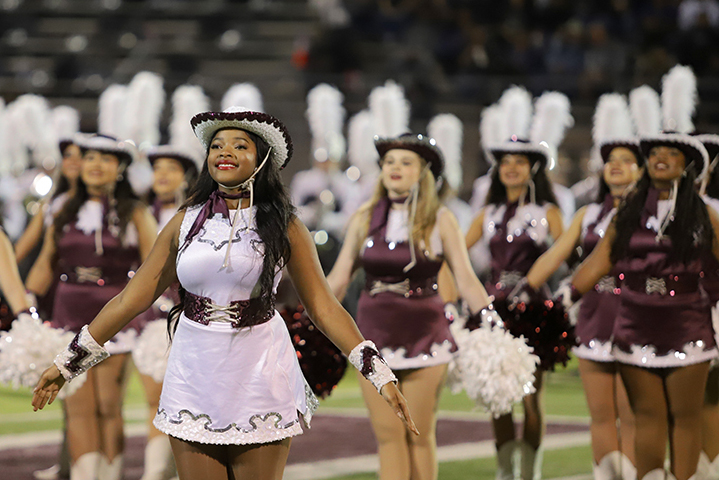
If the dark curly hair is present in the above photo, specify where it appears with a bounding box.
[167,129,295,337]
[610,166,713,264]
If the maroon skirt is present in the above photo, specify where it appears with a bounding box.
[356,291,456,370]
[613,287,717,368]
[52,281,148,335]
[574,286,620,362]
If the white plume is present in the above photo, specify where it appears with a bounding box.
[629,86,662,136]
[3,101,30,172]
[428,113,463,191]
[306,83,346,163]
[530,91,573,151]
[369,80,410,137]
[98,84,129,138]
[13,94,58,167]
[347,110,379,176]
[125,71,165,147]
[170,84,210,162]
[480,104,505,154]
[52,106,81,141]
[498,85,532,140]
[661,64,697,133]
[222,83,264,113]
[592,93,635,146]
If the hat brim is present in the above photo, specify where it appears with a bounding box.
[374,137,444,180]
[695,134,719,166]
[639,133,709,180]
[74,133,136,164]
[191,111,293,170]
[146,145,201,177]
[598,140,642,165]
[488,142,549,167]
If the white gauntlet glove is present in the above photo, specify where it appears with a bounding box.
[348,340,398,393]
[54,326,110,381]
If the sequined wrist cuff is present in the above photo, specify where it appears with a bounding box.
[54,326,110,381]
[349,340,398,393]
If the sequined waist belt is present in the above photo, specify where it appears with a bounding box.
[622,274,699,296]
[183,291,275,328]
[593,275,620,294]
[365,276,439,298]
[60,266,132,286]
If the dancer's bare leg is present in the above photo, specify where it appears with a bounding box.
[169,437,230,480]
[665,362,710,480]
[522,369,544,449]
[228,438,291,480]
[64,368,101,462]
[619,364,668,479]
[579,359,633,463]
[139,373,164,441]
[358,370,411,480]
[400,364,447,480]
[95,353,130,461]
[702,367,719,461]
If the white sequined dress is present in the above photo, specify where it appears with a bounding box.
[153,204,318,445]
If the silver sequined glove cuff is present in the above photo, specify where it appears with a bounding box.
[349,340,398,393]
[54,326,110,381]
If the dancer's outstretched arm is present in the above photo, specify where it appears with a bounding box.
[326,210,368,301]
[526,207,586,289]
[31,212,181,410]
[286,217,419,436]
[438,210,493,313]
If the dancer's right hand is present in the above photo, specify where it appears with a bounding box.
[32,365,65,411]
[380,382,420,436]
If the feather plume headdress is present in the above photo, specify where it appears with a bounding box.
[222,83,264,113]
[369,80,410,138]
[306,83,346,164]
[592,93,639,165]
[428,113,463,191]
[347,110,379,177]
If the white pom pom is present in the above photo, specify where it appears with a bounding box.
[0,314,86,398]
[449,321,539,418]
[131,319,171,383]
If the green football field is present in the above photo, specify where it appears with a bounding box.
[0,358,595,479]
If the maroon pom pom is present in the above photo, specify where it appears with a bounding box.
[491,297,577,371]
[280,304,347,398]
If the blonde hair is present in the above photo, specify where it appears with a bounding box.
[358,159,441,254]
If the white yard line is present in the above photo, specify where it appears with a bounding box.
[282,432,591,480]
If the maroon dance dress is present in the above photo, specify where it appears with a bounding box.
[51,199,148,353]
[574,194,621,362]
[355,197,456,370]
[482,201,575,369]
[612,187,718,367]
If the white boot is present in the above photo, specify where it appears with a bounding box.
[518,440,543,480]
[98,455,122,480]
[619,452,637,480]
[140,436,176,480]
[70,452,101,480]
[495,441,517,480]
[640,469,673,480]
[594,451,622,480]
[593,452,637,480]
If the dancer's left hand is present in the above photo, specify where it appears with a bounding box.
[380,382,420,435]
[32,365,65,411]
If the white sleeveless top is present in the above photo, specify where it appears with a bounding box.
[176,205,281,306]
